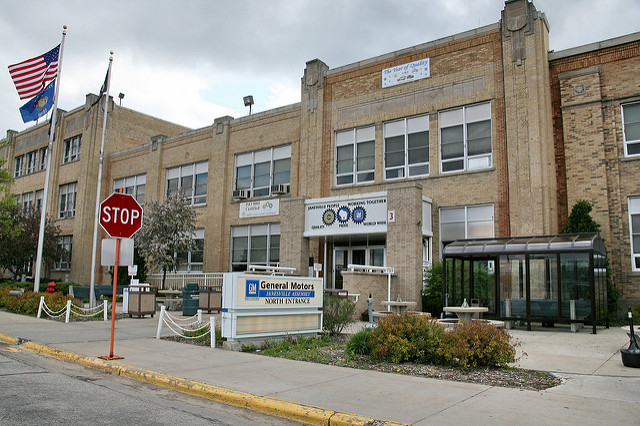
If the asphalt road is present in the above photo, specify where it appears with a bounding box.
[0,342,299,426]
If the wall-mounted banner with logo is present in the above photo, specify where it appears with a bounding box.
[304,192,387,237]
[239,199,279,218]
[382,58,430,88]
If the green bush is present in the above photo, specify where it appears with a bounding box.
[345,327,373,356]
[0,286,71,316]
[442,321,516,368]
[422,261,443,316]
[369,312,447,364]
[322,295,356,335]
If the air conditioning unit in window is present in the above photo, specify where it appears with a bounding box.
[232,189,249,200]
[270,184,290,195]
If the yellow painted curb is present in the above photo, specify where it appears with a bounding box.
[0,332,18,345]
[19,340,406,425]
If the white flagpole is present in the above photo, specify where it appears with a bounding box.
[89,52,113,307]
[34,26,67,292]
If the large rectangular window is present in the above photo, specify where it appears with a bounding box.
[58,182,77,218]
[114,174,146,205]
[384,115,429,179]
[231,223,280,271]
[177,229,204,272]
[166,161,208,205]
[62,135,81,164]
[14,155,24,177]
[39,147,47,171]
[335,126,375,185]
[234,145,291,198]
[629,197,640,271]
[439,103,492,173]
[622,102,640,157]
[440,204,494,250]
[54,235,72,271]
[25,151,38,174]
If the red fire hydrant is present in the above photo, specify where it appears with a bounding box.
[45,281,56,293]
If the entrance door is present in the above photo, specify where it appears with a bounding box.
[333,249,348,290]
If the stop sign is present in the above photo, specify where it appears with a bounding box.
[99,193,143,238]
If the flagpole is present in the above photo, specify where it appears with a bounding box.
[34,25,67,292]
[89,52,113,307]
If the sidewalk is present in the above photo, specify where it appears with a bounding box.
[1,310,639,425]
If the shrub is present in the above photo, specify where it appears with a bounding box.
[322,295,355,335]
[0,287,71,316]
[369,312,447,364]
[345,327,373,356]
[442,321,516,368]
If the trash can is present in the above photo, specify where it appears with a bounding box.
[182,282,200,316]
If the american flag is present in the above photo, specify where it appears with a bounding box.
[8,44,60,100]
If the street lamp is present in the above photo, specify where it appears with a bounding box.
[243,95,254,115]
[118,92,124,106]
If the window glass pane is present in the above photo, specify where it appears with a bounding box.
[624,103,640,123]
[466,102,491,122]
[628,142,640,156]
[251,235,268,263]
[441,222,465,241]
[357,141,375,172]
[270,234,280,263]
[468,205,493,221]
[441,207,465,222]
[632,214,640,232]
[467,121,491,155]
[441,126,463,159]
[336,145,354,174]
[384,120,405,138]
[408,131,428,164]
[633,235,640,254]
[356,126,375,142]
[336,130,353,146]
[625,122,640,141]
[407,115,428,133]
[273,158,290,185]
[442,159,464,172]
[236,165,251,190]
[385,136,404,167]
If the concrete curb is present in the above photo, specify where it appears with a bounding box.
[1,332,404,425]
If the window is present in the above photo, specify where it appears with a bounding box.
[177,229,204,272]
[39,147,47,171]
[166,162,208,205]
[384,115,429,179]
[231,223,280,271]
[35,189,43,211]
[58,182,77,218]
[54,235,72,270]
[114,174,146,205]
[629,197,640,271]
[21,192,34,212]
[439,204,494,250]
[62,135,81,163]
[14,155,24,177]
[335,126,375,185]
[234,145,291,197]
[622,102,640,157]
[439,103,492,173]
[25,151,37,174]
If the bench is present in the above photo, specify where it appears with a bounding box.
[69,285,128,304]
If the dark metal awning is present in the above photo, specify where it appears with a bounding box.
[442,233,605,257]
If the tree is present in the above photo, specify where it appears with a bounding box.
[563,199,600,233]
[134,195,197,288]
[0,157,20,238]
[563,199,618,318]
[0,207,63,279]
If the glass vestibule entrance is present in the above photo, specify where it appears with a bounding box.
[443,234,608,333]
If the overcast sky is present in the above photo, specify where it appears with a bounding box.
[2,0,639,135]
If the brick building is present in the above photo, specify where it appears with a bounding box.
[2,0,640,312]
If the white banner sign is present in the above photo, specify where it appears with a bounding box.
[304,192,387,237]
[240,199,279,218]
[382,58,430,88]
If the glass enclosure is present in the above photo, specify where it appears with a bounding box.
[443,234,608,333]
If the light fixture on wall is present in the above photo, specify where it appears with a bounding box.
[118,92,125,106]
[243,95,254,115]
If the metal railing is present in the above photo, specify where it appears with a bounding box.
[146,273,224,290]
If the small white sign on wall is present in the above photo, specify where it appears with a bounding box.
[240,199,279,218]
[382,58,430,88]
[388,210,396,223]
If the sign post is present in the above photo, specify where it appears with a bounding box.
[98,191,143,360]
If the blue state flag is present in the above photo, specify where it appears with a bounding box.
[19,80,55,123]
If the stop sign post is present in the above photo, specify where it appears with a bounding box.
[98,192,143,360]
